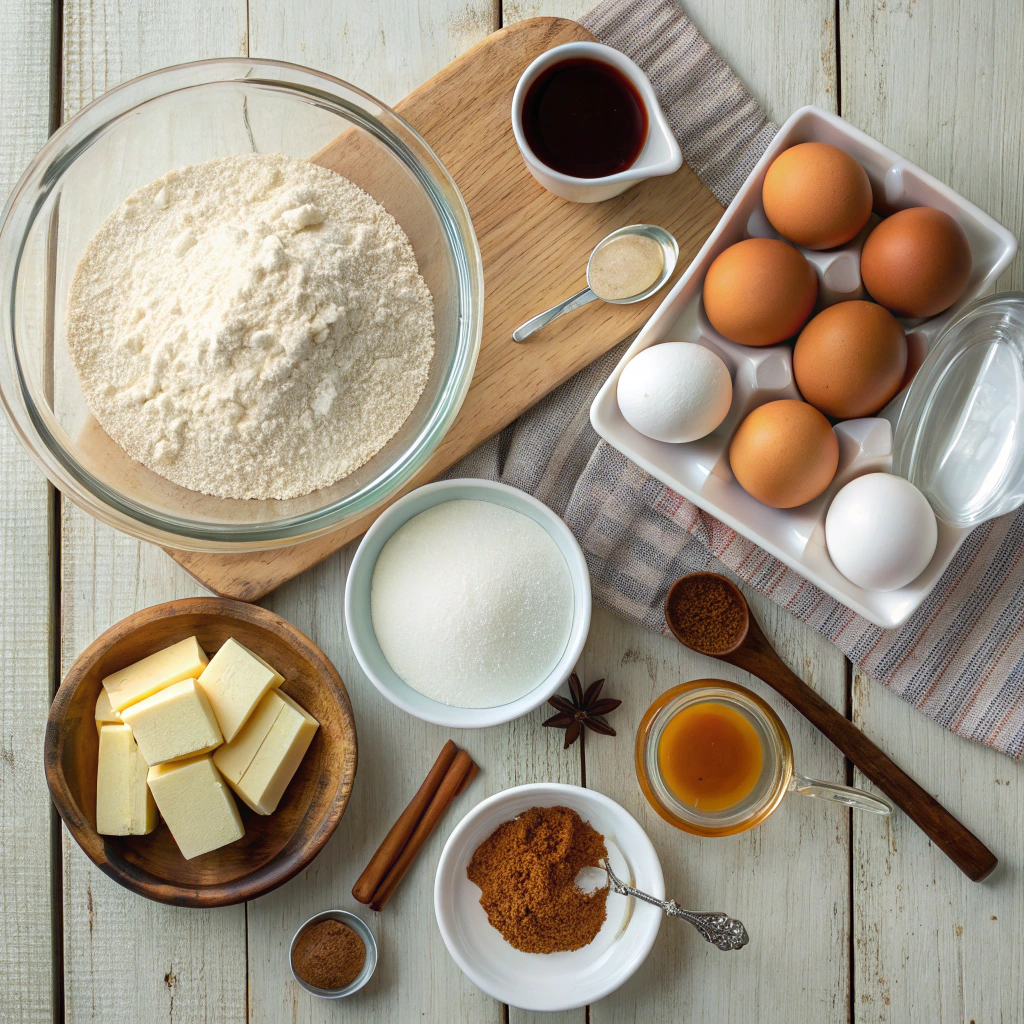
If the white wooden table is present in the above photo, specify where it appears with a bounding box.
[2,1,1023,1021]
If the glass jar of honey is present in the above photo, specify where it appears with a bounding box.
[635,680,891,837]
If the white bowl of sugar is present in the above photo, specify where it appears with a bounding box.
[344,479,591,728]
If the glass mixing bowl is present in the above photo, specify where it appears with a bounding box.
[0,59,483,550]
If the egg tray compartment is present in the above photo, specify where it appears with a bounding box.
[591,105,1017,629]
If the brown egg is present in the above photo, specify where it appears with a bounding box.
[860,207,972,317]
[729,400,839,508]
[703,238,817,347]
[762,142,873,250]
[793,301,907,419]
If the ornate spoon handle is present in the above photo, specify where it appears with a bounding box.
[601,859,750,951]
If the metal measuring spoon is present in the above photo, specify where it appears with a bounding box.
[512,224,678,343]
[600,858,750,951]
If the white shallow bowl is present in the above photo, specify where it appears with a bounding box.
[344,479,592,728]
[511,41,682,203]
[590,105,1017,629]
[434,783,664,1012]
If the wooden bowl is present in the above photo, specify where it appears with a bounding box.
[45,598,357,907]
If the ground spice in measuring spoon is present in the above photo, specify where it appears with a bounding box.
[291,919,366,991]
[588,234,665,301]
[665,574,747,655]
[467,805,608,953]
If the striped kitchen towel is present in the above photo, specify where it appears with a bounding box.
[448,0,1024,758]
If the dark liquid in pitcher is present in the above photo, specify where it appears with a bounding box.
[521,57,649,178]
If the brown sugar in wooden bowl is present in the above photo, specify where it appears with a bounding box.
[44,598,358,908]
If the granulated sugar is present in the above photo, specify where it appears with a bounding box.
[370,500,575,708]
[65,153,434,500]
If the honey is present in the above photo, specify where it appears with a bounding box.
[656,701,764,811]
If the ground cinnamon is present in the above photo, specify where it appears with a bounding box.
[291,919,366,991]
[666,574,746,654]
[467,805,608,954]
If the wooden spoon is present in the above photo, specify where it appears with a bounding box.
[664,572,997,882]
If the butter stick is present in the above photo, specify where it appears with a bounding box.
[120,678,223,766]
[96,724,157,836]
[198,638,283,742]
[229,691,318,815]
[94,688,121,735]
[213,688,288,785]
[102,636,208,713]
[147,755,244,860]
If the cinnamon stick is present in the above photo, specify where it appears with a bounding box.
[369,749,478,911]
[352,739,458,904]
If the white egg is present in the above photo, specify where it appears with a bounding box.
[825,473,938,592]
[616,342,732,443]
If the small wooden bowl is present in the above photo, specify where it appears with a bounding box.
[45,598,357,907]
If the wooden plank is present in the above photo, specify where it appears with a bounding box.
[59,1,250,1021]
[0,2,58,1020]
[583,594,851,1024]
[840,0,1023,291]
[684,0,839,125]
[851,670,1023,1023]
[245,7,583,1024]
[842,2,1024,1019]
[167,16,724,603]
[249,0,496,107]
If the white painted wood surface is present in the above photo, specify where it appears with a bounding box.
[1,0,1022,1022]
[0,5,56,1021]
[842,3,1024,1021]
[582,600,851,1024]
[57,4,250,1023]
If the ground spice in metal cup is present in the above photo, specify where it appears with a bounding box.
[291,919,366,991]
[466,805,608,954]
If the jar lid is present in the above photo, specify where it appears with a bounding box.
[893,293,1024,527]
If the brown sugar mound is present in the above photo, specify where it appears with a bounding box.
[467,805,608,953]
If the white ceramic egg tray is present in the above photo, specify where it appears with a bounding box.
[591,106,1017,629]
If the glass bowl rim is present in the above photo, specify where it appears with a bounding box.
[0,57,484,550]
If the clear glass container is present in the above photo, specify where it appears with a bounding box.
[636,680,891,837]
[0,60,483,551]
[894,293,1024,527]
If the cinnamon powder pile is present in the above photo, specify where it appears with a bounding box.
[291,919,366,990]
[467,805,608,953]
[666,575,746,654]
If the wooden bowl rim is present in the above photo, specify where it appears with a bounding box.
[45,597,358,908]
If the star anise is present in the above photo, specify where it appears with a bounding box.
[543,673,621,749]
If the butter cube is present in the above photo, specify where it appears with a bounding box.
[213,688,288,785]
[102,636,208,713]
[120,678,223,766]
[94,688,121,735]
[147,755,244,860]
[230,691,318,815]
[198,638,283,742]
[96,724,157,836]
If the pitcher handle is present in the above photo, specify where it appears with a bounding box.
[789,773,894,815]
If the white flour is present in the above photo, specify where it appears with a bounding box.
[370,500,575,708]
[65,153,434,500]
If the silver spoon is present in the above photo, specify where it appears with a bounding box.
[600,858,750,951]
[512,224,679,343]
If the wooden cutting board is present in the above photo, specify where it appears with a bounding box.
[169,16,723,601]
